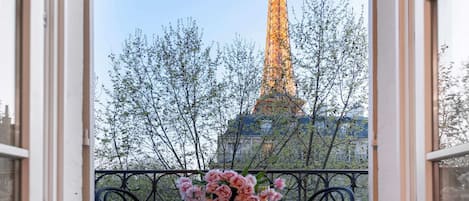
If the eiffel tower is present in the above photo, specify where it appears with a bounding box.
[254,0,304,115]
[215,0,310,169]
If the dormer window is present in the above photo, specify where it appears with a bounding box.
[260,120,272,134]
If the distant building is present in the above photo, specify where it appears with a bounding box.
[0,105,16,145]
[0,105,17,201]
[214,0,367,169]
[215,114,368,169]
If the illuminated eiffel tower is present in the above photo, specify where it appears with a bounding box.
[214,0,309,169]
[253,0,304,115]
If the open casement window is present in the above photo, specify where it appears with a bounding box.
[427,0,469,200]
[0,0,29,200]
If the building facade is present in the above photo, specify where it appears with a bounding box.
[0,106,17,201]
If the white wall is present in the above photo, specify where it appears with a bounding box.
[30,0,45,200]
[29,0,85,200]
[375,0,434,200]
[62,0,84,200]
[375,0,413,200]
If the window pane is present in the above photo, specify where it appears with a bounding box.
[0,157,19,201]
[0,0,20,147]
[436,0,469,149]
[439,154,469,201]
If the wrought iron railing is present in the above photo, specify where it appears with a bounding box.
[95,169,368,201]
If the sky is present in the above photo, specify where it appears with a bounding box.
[0,0,17,118]
[93,0,296,86]
[93,0,367,90]
[438,0,469,68]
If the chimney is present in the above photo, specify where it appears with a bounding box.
[5,105,9,118]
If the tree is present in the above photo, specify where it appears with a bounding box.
[95,19,221,170]
[437,45,469,149]
[95,0,370,171]
[290,0,368,168]
[212,35,264,169]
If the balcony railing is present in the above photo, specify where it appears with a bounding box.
[95,169,368,201]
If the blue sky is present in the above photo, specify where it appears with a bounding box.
[93,0,366,88]
[94,0,297,84]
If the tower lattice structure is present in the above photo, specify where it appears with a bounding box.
[254,0,304,115]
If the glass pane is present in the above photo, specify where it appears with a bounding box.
[436,0,469,149]
[439,154,469,201]
[0,157,20,201]
[0,0,20,147]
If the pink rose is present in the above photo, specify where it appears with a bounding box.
[177,177,192,187]
[259,192,269,201]
[179,182,193,193]
[229,175,247,189]
[206,182,219,193]
[260,189,275,199]
[270,192,283,201]
[222,170,238,181]
[274,178,285,190]
[215,197,230,201]
[234,195,248,201]
[245,174,257,185]
[205,169,222,182]
[214,184,232,199]
[185,186,204,200]
[246,195,261,201]
[239,184,254,195]
[214,197,229,201]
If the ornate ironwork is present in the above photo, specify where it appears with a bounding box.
[307,187,355,201]
[95,169,368,201]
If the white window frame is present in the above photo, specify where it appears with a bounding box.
[0,0,93,200]
[42,0,92,200]
[0,0,29,157]
[423,1,469,200]
[0,1,32,201]
[372,0,433,200]
[374,0,469,200]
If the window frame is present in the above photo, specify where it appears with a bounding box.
[0,1,31,201]
[425,1,469,200]
[0,0,29,159]
[426,0,469,162]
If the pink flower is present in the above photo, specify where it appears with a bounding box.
[259,192,269,201]
[246,195,261,201]
[235,195,259,201]
[259,191,269,200]
[239,184,254,195]
[214,184,232,199]
[270,192,283,201]
[260,189,275,200]
[245,174,257,185]
[229,175,247,189]
[185,186,204,200]
[177,177,192,187]
[215,197,230,201]
[206,181,219,193]
[234,195,248,201]
[205,169,222,182]
[274,178,285,190]
[222,170,238,181]
[179,182,193,194]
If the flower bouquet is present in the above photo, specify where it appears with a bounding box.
[176,169,285,201]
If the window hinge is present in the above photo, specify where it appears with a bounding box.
[371,139,378,148]
[83,129,90,146]
[43,12,47,28]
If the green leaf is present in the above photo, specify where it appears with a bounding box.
[241,166,249,177]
